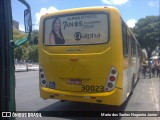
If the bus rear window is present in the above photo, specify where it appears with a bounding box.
[44,13,109,45]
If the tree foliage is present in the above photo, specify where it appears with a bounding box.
[27,45,38,62]
[13,27,27,41]
[13,27,39,62]
[132,16,160,58]
[30,30,39,45]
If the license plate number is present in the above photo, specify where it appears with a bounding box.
[68,79,82,85]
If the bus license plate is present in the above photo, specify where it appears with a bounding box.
[68,79,82,85]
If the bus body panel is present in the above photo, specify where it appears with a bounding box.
[40,87,122,106]
[40,45,112,92]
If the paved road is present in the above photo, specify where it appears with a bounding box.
[15,71,160,120]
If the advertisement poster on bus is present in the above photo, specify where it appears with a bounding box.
[44,13,109,45]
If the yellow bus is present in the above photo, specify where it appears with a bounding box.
[39,6,141,106]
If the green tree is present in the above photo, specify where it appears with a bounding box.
[13,27,39,63]
[14,47,22,61]
[27,45,38,62]
[13,27,27,61]
[30,30,39,45]
[13,27,27,41]
[132,16,160,59]
[28,30,39,62]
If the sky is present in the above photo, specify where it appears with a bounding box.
[12,0,159,31]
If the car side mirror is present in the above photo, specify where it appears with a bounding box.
[24,8,32,33]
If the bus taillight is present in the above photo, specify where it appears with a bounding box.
[109,76,115,81]
[105,66,118,91]
[39,65,47,88]
[111,69,116,74]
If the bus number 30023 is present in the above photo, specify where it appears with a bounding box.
[81,85,104,92]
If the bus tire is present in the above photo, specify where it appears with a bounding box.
[60,100,67,102]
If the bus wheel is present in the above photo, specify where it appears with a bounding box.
[60,100,67,102]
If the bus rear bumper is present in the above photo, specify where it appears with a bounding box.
[40,87,122,106]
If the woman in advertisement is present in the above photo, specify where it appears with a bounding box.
[49,18,65,45]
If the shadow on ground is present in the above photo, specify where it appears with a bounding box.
[37,93,132,120]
